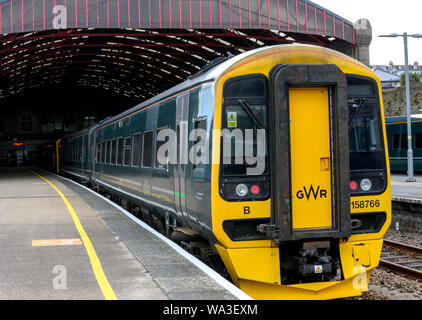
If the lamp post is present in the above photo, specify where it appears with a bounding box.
[379,33,422,182]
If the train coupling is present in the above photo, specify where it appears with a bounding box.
[298,241,333,277]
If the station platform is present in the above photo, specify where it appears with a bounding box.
[0,167,248,300]
[391,174,422,204]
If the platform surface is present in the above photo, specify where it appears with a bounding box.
[0,167,239,300]
[391,174,422,203]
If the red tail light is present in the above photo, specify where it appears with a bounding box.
[350,181,359,191]
[250,185,260,195]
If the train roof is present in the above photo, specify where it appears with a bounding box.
[385,115,422,124]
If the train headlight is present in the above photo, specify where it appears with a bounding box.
[235,184,248,197]
[360,178,372,192]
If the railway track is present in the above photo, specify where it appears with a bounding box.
[380,239,422,281]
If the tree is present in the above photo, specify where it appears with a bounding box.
[400,72,421,86]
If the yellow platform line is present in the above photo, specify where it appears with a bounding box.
[26,168,117,300]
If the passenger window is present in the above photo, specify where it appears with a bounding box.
[101,141,105,163]
[392,133,407,150]
[123,137,131,166]
[392,134,400,149]
[132,134,141,166]
[416,133,422,149]
[155,127,169,169]
[142,131,153,167]
[111,139,117,164]
[117,137,123,165]
[400,134,407,149]
[106,140,111,164]
[96,143,101,163]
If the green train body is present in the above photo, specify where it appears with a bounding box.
[59,80,216,242]
[385,115,422,173]
[60,128,92,183]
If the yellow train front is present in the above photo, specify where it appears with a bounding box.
[211,45,391,300]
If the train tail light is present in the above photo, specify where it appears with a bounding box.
[350,181,359,191]
[250,185,260,195]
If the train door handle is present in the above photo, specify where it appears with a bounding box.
[320,157,330,171]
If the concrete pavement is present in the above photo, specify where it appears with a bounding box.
[0,167,239,300]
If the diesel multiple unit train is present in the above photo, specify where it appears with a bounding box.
[386,115,422,173]
[43,44,391,300]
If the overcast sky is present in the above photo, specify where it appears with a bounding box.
[315,0,422,66]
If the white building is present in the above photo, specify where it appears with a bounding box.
[372,67,401,89]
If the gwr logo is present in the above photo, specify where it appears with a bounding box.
[296,185,328,200]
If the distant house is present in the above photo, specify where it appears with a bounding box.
[372,67,401,89]
[372,62,422,88]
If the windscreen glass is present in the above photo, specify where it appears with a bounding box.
[347,76,386,171]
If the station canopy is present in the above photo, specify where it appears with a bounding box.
[0,0,356,103]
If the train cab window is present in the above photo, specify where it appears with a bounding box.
[347,76,387,195]
[117,137,124,165]
[132,133,141,166]
[123,137,131,166]
[416,133,422,149]
[220,75,269,201]
[106,140,111,164]
[111,139,117,164]
[101,141,106,163]
[142,131,153,167]
[348,77,385,168]
[221,75,268,177]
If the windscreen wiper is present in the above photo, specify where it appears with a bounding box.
[348,97,367,126]
[238,99,266,129]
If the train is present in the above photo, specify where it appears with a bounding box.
[45,44,391,300]
[386,115,422,173]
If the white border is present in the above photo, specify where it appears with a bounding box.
[48,171,253,300]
